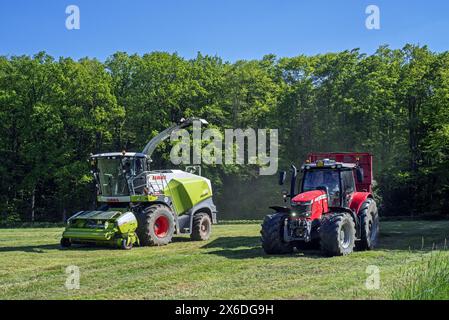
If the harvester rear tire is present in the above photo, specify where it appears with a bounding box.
[191,212,212,241]
[320,213,356,256]
[356,199,379,251]
[136,204,175,246]
[260,213,293,254]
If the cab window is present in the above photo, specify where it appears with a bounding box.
[341,170,355,194]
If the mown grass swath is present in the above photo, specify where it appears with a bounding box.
[1,220,449,299]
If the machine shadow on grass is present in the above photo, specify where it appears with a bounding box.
[0,243,61,253]
[201,227,449,260]
[201,236,324,260]
[0,243,126,253]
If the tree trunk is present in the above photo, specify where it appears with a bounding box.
[31,186,36,222]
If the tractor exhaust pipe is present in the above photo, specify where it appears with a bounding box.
[290,164,297,199]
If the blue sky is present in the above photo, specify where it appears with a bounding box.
[1,0,448,61]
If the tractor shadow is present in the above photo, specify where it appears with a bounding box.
[202,236,324,260]
[202,226,449,259]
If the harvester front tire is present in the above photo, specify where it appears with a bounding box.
[320,213,356,256]
[357,199,379,251]
[191,212,212,241]
[136,204,175,246]
[261,213,293,254]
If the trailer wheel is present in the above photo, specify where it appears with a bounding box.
[191,212,212,241]
[320,213,356,256]
[260,213,293,254]
[357,199,379,251]
[136,204,175,246]
[60,238,71,248]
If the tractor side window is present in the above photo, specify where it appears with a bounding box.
[342,170,355,194]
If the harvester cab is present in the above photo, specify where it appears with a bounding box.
[61,118,217,250]
[261,152,379,256]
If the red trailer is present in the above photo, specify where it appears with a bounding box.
[308,152,373,193]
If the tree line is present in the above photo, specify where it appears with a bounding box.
[1,44,449,223]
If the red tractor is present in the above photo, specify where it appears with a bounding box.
[261,153,379,256]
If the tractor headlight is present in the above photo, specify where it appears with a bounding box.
[104,221,109,229]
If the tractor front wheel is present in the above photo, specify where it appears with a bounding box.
[136,204,175,246]
[320,213,356,256]
[261,213,293,254]
[357,199,379,251]
[191,212,212,241]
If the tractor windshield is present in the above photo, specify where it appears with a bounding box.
[302,169,340,206]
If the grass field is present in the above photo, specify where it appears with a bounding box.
[0,220,448,300]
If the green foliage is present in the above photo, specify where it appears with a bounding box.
[1,45,449,222]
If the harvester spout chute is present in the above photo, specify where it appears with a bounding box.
[141,117,208,159]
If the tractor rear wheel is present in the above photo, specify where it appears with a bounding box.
[320,213,356,256]
[356,199,379,251]
[191,212,212,241]
[261,213,293,254]
[136,204,175,246]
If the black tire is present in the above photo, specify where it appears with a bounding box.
[190,212,212,241]
[121,238,133,250]
[356,199,379,251]
[320,213,356,256]
[136,204,175,246]
[260,213,293,254]
[60,238,71,248]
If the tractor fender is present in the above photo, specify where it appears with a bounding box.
[349,192,373,215]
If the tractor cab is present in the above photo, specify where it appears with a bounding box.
[300,159,360,208]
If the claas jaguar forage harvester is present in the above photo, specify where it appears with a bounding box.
[60,118,217,250]
[261,152,379,256]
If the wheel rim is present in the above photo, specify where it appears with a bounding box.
[154,216,169,238]
[369,219,378,241]
[200,219,210,235]
[340,223,351,249]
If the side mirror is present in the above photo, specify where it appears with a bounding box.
[356,167,364,183]
[279,171,287,185]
